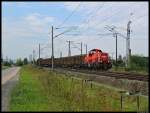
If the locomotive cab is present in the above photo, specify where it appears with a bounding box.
[84,48,112,70]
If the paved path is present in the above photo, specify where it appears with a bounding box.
[1,67,21,111]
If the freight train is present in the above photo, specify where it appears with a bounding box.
[37,48,112,70]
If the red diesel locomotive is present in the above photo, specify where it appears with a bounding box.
[83,49,112,70]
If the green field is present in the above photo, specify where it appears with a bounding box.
[10,65,148,111]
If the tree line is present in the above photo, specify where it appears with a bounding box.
[111,54,148,72]
[2,58,31,66]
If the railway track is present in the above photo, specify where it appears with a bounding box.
[53,67,149,82]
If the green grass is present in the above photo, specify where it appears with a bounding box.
[10,65,49,111]
[110,65,148,75]
[10,65,149,111]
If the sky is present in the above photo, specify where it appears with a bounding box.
[2,2,149,61]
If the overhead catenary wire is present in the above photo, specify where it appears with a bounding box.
[82,3,144,35]
[61,3,147,37]
[57,2,82,28]
[78,2,105,35]
[131,15,148,28]
[71,42,81,50]
[80,2,105,27]
[54,27,77,39]
[94,9,124,28]
[132,14,147,23]
[63,2,105,36]
[69,3,123,36]
[63,3,126,36]
[75,3,105,26]
[80,4,118,30]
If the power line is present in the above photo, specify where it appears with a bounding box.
[62,3,121,36]
[72,42,80,50]
[63,2,105,36]
[95,9,123,27]
[131,15,148,28]
[62,3,146,37]
[78,3,139,30]
[82,4,143,34]
[71,5,123,36]
[58,2,82,28]
[132,14,147,23]
[80,3,105,26]
[78,2,105,35]
[54,27,77,39]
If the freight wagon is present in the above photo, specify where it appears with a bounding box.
[37,48,112,70]
[37,55,86,68]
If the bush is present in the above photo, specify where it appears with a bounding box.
[15,58,23,66]
[3,61,11,66]
[23,58,28,65]
[130,55,148,72]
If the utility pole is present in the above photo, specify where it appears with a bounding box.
[6,56,8,62]
[51,26,54,70]
[67,40,72,56]
[126,21,132,68]
[104,26,118,67]
[69,41,71,56]
[85,44,87,54]
[115,33,118,66]
[104,22,132,68]
[81,42,82,56]
[39,43,40,66]
[50,26,74,69]
[60,51,62,58]
[29,54,32,64]
[39,44,40,59]
[32,50,34,64]
[1,53,3,62]
[49,25,78,69]
[33,50,35,65]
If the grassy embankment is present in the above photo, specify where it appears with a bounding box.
[10,65,148,111]
[110,66,148,75]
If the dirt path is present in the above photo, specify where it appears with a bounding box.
[1,67,21,111]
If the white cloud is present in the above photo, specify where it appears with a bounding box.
[2,13,56,59]
[44,16,54,23]
[25,13,54,28]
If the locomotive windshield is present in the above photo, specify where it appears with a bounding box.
[89,49,102,53]
[88,49,102,56]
